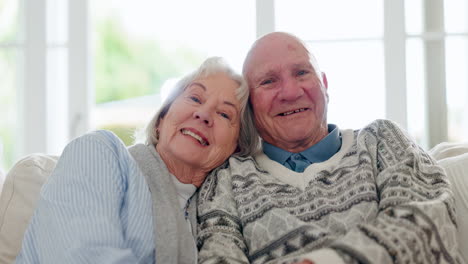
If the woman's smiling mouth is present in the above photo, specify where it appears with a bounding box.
[181,129,209,146]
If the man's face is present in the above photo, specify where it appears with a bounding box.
[244,34,329,152]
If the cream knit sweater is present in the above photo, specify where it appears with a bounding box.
[197,119,461,264]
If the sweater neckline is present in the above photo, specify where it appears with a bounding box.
[254,129,355,191]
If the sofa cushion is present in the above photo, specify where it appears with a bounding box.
[437,153,468,263]
[429,141,468,161]
[428,141,468,262]
[0,154,58,264]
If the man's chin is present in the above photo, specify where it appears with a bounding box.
[275,134,312,149]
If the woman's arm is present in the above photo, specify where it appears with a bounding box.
[16,131,149,264]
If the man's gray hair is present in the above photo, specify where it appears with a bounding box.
[141,57,260,157]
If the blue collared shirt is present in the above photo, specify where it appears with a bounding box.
[263,124,342,172]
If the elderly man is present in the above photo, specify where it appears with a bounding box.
[197,32,461,264]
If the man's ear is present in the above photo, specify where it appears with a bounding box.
[321,72,329,103]
[321,72,328,89]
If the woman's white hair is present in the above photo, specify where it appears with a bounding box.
[139,56,259,157]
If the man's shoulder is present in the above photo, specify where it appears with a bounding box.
[358,119,399,129]
[356,119,419,151]
[354,119,407,136]
[204,154,271,186]
[226,154,269,174]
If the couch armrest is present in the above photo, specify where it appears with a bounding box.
[0,154,58,264]
[437,152,468,263]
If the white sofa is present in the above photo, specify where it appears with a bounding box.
[0,144,467,264]
[0,154,58,264]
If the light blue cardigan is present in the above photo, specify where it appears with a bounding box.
[16,130,197,263]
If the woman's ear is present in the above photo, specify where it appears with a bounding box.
[155,119,163,140]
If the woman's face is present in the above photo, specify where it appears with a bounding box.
[156,72,241,174]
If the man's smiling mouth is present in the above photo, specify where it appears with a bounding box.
[278,108,308,116]
[181,129,209,146]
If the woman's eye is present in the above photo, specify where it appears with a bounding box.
[219,112,231,120]
[190,96,201,103]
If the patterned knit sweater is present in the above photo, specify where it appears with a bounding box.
[197,119,461,264]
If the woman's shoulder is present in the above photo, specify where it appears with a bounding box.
[70,130,127,150]
[226,153,268,175]
[77,130,124,144]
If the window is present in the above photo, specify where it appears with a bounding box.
[1,0,467,172]
[0,0,20,171]
[46,0,69,155]
[0,0,81,171]
[405,0,468,147]
[446,37,468,142]
[445,0,468,143]
[91,0,256,144]
[276,0,384,130]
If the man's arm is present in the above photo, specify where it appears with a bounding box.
[197,162,250,264]
[199,120,461,264]
[306,120,460,264]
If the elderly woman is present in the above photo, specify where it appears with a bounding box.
[15,57,258,264]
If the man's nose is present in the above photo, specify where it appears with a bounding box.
[278,78,304,102]
[193,109,213,126]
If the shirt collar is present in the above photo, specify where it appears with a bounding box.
[262,140,291,165]
[262,124,342,165]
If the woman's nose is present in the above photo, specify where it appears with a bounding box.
[193,110,213,126]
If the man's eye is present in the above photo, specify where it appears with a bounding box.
[260,79,274,85]
[219,112,231,120]
[297,70,308,76]
[190,96,201,103]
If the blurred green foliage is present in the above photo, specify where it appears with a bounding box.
[0,1,18,43]
[0,46,18,170]
[0,127,15,169]
[100,125,136,146]
[0,11,205,171]
[94,16,204,103]
[94,16,205,146]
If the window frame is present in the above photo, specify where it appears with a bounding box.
[18,0,90,159]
